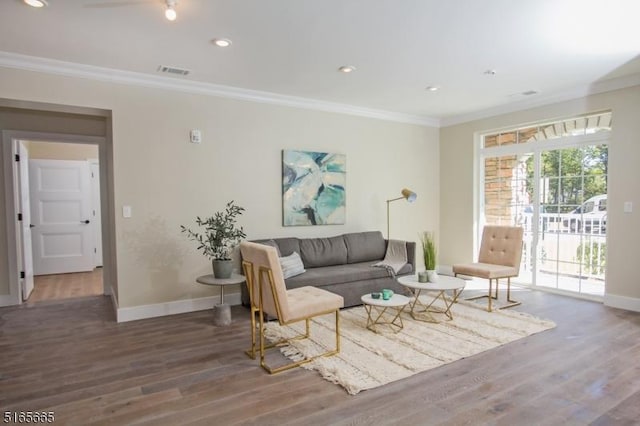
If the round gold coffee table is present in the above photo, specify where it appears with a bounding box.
[397,274,466,323]
[361,293,410,333]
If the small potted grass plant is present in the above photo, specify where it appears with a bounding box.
[181,201,246,278]
[421,231,438,282]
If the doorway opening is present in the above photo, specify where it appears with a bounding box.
[1,99,116,316]
[16,140,104,303]
[12,139,104,303]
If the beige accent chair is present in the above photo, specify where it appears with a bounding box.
[452,226,524,312]
[240,241,344,374]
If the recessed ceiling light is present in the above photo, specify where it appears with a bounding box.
[24,0,48,7]
[212,38,232,48]
[425,86,439,92]
[165,0,177,21]
[338,65,356,73]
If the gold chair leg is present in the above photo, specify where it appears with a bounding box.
[259,303,267,370]
[260,309,341,375]
[463,274,495,312]
[459,271,521,312]
[245,305,257,359]
[335,309,340,353]
[488,279,493,312]
[499,277,521,310]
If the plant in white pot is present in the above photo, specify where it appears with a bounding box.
[421,231,438,282]
[181,201,246,279]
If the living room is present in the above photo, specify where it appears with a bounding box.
[1,1,639,423]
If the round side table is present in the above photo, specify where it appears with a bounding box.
[361,293,410,333]
[196,273,245,326]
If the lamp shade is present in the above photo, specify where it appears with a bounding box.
[401,188,417,202]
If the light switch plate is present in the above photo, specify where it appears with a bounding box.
[624,201,633,213]
[190,129,202,144]
[122,205,132,218]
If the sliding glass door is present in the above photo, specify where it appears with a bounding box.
[480,113,610,297]
[534,145,608,295]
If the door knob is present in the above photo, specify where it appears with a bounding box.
[29,224,35,228]
[81,220,90,224]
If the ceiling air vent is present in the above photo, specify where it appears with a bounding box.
[157,65,190,76]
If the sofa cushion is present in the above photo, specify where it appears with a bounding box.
[299,235,348,268]
[257,239,282,257]
[343,231,386,263]
[285,261,410,288]
[272,237,301,257]
[280,252,306,279]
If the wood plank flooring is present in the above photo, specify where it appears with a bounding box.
[1,288,639,425]
[27,269,103,303]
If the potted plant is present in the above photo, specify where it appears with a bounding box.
[181,200,246,279]
[421,231,438,282]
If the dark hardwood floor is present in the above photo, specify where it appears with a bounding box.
[1,288,639,425]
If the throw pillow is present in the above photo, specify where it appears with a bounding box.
[280,252,306,279]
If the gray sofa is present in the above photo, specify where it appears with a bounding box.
[241,231,415,308]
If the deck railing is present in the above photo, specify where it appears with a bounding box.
[520,213,606,280]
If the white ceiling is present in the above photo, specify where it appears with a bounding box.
[1,0,639,126]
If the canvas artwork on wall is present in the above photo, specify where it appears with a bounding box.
[282,149,346,226]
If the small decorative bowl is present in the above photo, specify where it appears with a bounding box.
[371,292,381,299]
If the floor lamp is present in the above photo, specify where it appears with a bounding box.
[386,188,417,239]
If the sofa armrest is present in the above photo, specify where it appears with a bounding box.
[406,241,416,272]
[384,239,416,274]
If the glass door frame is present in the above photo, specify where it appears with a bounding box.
[476,131,609,297]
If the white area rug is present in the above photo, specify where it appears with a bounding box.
[264,298,556,395]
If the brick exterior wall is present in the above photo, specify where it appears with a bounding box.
[483,128,538,225]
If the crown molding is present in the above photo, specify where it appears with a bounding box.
[3,51,637,130]
[0,51,439,128]
[440,72,640,127]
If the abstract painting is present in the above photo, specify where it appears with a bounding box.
[282,150,346,226]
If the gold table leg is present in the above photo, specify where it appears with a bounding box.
[409,289,462,322]
[364,303,406,333]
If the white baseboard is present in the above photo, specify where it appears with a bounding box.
[604,293,640,313]
[116,292,242,323]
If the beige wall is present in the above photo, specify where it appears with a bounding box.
[0,67,439,308]
[440,86,640,303]
[26,141,99,160]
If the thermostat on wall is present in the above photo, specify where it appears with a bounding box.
[190,129,202,144]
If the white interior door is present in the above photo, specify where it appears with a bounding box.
[30,159,94,275]
[90,161,103,267]
[16,141,34,300]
